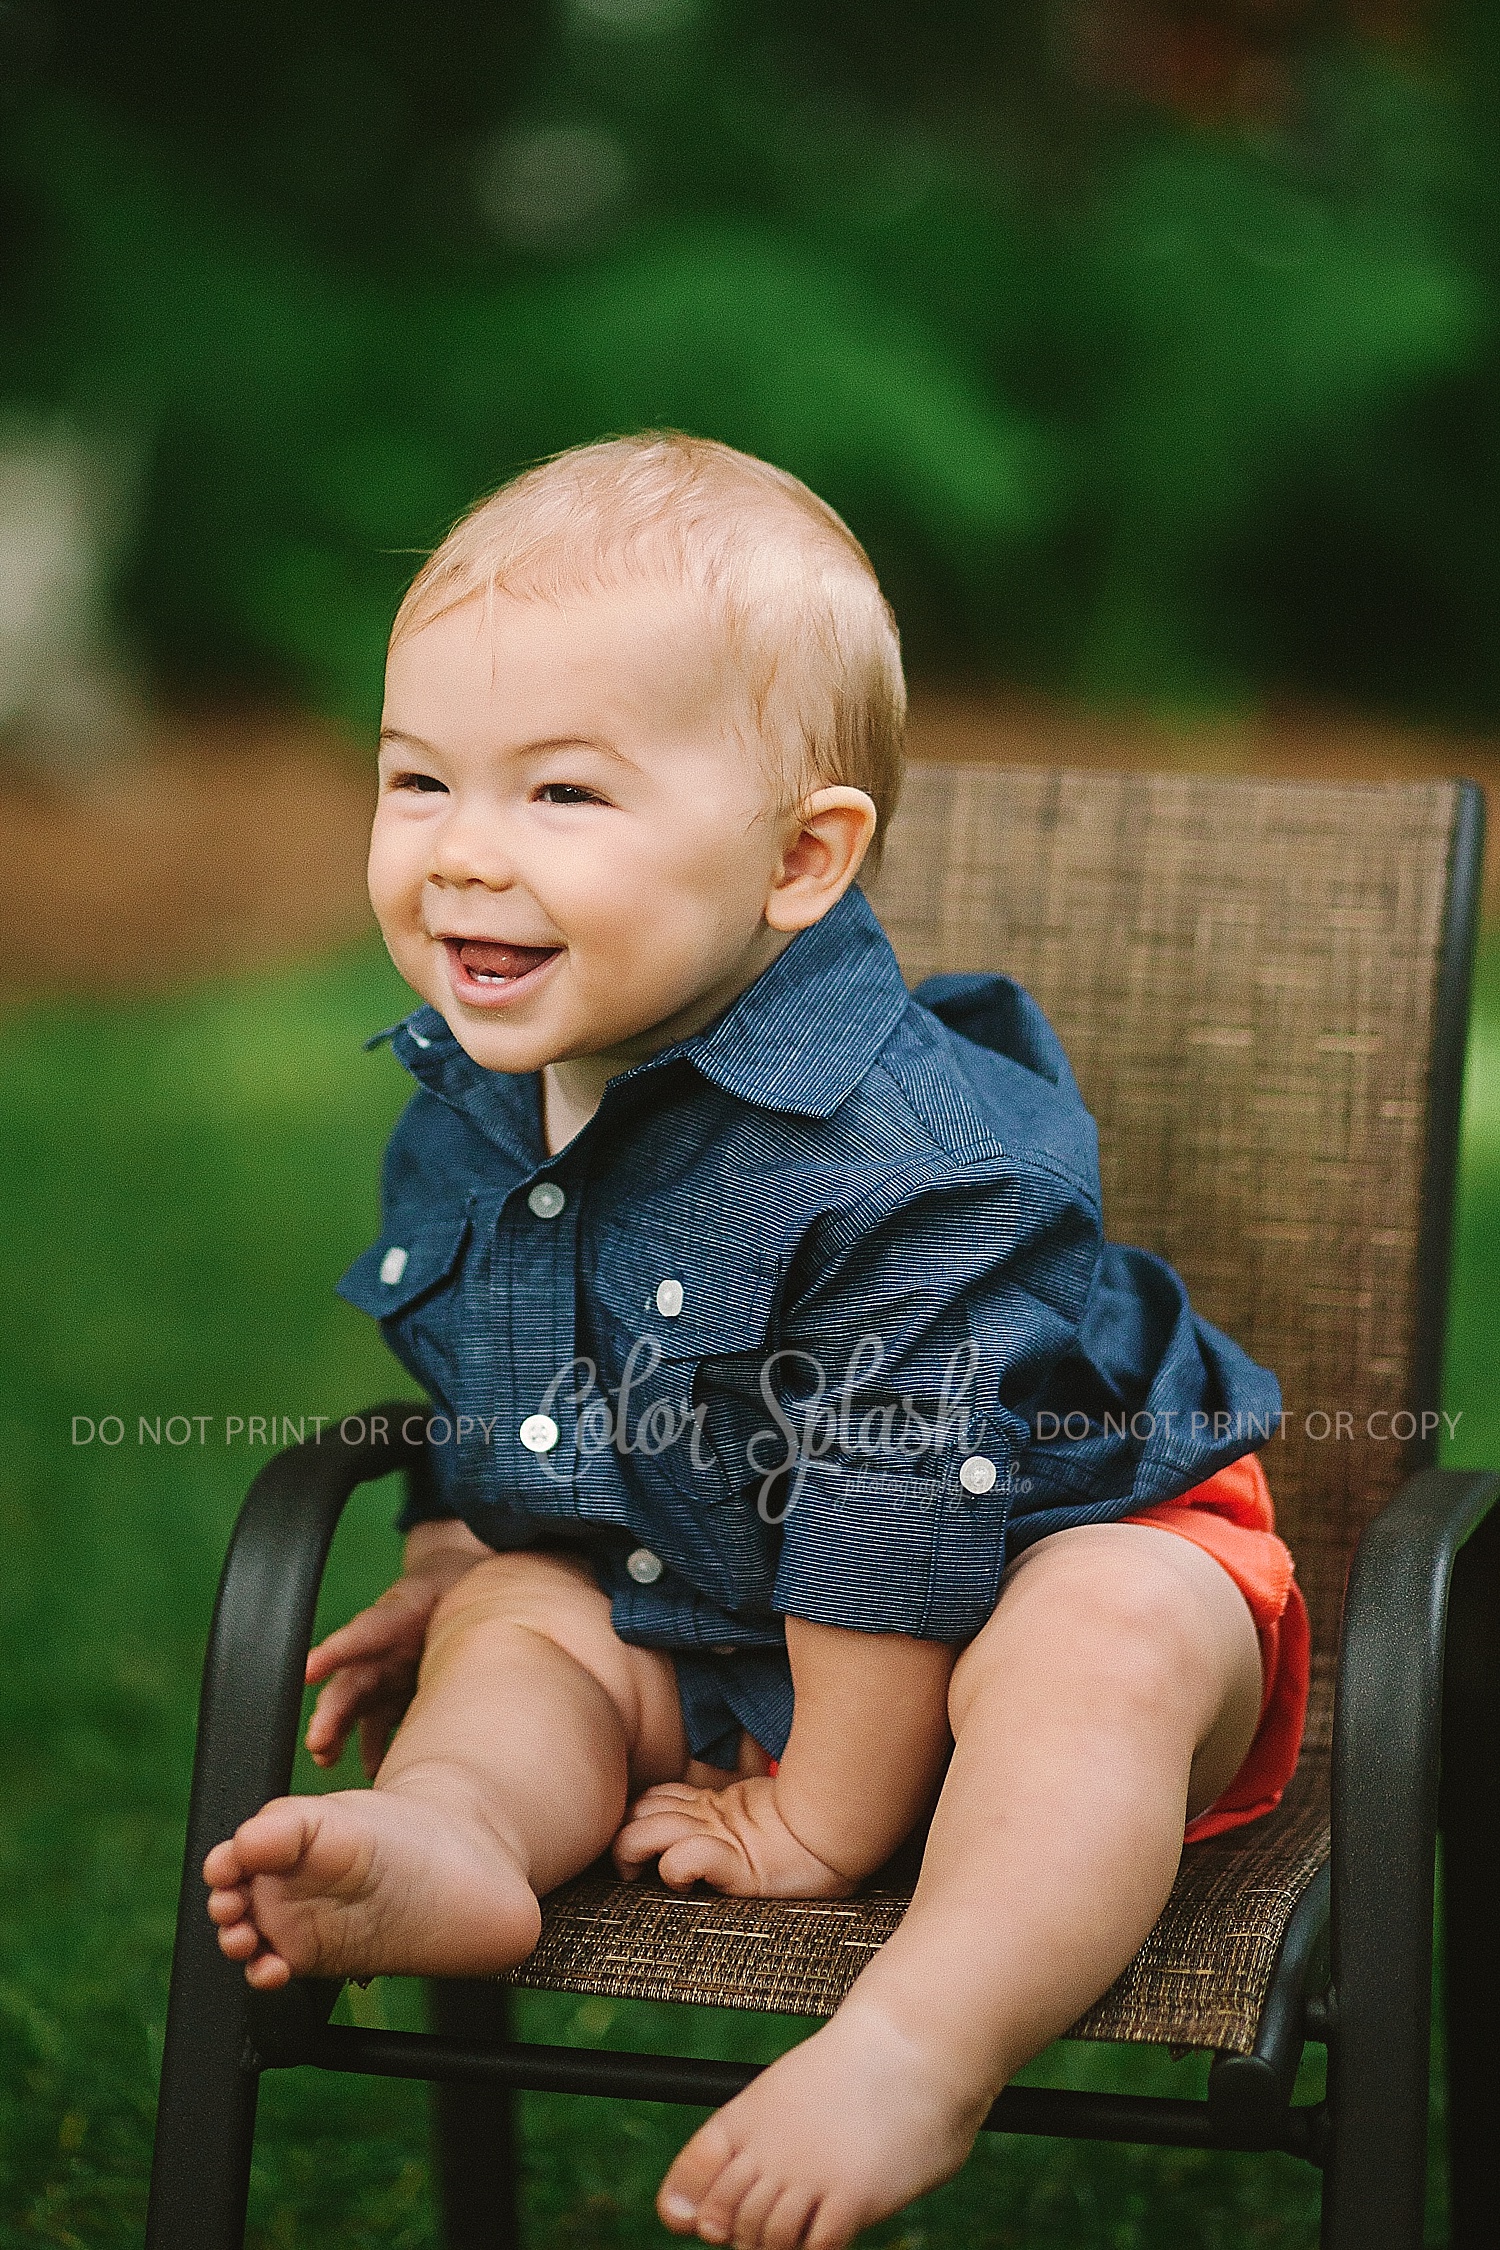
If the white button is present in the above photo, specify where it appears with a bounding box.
[626,1546,664,1584]
[655,1278,684,1318]
[710,1642,736,1656]
[379,1246,409,1287]
[519,1414,559,1453]
[959,1455,998,1495]
[528,1182,566,1219]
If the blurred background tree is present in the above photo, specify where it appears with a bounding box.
[0,0,1491,737]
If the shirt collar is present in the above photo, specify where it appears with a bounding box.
[374,1009,543,1170]
[374,884,910,1138]
[651,884,911,1118]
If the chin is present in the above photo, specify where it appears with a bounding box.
[449,1024,553,1075]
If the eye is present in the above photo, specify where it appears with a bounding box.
[536,782,605,807]
[388,770,448,795]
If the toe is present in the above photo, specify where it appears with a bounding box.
[234,1801,311,1875]
[657,2188,701,2237]
[805,2195,860,2250]
[216,1919,262,1961]
[692,2148,761,2244]
[659,2116,738,2233]
[244,1950,292,1991]
[202,1841,243,1888]
[722,2164,782,2248]
[760,2185,818,2250]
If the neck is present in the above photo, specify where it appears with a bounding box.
[541,1055,617,1154]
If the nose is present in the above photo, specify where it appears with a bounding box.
[426,794,518,892]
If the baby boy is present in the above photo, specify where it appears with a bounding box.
[204,434,1297,2250]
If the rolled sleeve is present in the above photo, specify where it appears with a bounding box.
[761,1164,1100,1640]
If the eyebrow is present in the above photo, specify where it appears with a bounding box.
[378,727,636,768]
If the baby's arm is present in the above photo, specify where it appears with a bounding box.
[304,1516,493,1777]
[613,1618,957,1898]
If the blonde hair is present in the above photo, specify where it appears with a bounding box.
[391,432,905,848]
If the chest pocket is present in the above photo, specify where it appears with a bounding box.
[337,1213,472,1321]
[584,1223,784,1577]
[589,1220,781,1369]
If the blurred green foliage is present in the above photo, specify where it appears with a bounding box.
[2,3,1499,728]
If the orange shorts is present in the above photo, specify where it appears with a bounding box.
[764,1453,1308,1843]
[1126,1452,1309,1841]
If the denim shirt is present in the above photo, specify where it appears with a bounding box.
[337,884,1280,1766]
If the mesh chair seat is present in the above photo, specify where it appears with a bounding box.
[514,1748,1328,2052]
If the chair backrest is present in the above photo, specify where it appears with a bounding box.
[866,763,1481,1741]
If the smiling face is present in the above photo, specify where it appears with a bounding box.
[370,581,817,1103]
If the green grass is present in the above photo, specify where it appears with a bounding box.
[2,932,1496,2248]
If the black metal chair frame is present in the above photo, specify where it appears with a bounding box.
[147,784,1500,2250]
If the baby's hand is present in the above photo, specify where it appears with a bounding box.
[303,1577,435,1778]
[611,1778,858,1900]
[303,1525,486,1778]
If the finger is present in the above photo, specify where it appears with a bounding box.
[306,1660,378,1742]
[306,1620,385,1683]
[305,1592,424,1682]
[304,1661,389,1756]
[804,2193,852,2250]
[611,1824,665,1877]
[625,1781,711,1820]
[306,1627,408,1687]
[656,1834,750,1895]
[206,1885,249,1926]
[611,1808,708,1874]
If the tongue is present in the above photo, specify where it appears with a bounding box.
[458,940,556,979]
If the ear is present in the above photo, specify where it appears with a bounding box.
[765,787,879,933]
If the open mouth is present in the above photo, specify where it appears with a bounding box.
[443,936,562,1005]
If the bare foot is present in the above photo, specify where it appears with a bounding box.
[202,1786,542,1990]
[656,1996,991,2248]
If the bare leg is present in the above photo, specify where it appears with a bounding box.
[658,1523,1266,2250]
[203,1548,691,1988]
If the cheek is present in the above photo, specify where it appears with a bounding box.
[543,807,774,964]
[367,818,418,908]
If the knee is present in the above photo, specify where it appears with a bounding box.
[949,1529,1230,1738]
[1078,1571,1211,1722]
[427,1546,599,1645]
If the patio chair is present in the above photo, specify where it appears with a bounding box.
[146,763,1500,2250]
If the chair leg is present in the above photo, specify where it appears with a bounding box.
[428,1981,521,2250]
[1440,1511,1500,2249]
[1321,1695,1442,2235]
[1317,2037,1431,2250]
[145,1864,262,2250]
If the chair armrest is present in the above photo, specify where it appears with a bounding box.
[1325,1465,1500,2235]
[1333,1465,1500,1907]
[175,1405,429,2055]
[149,1401,430,2175]
[186,1405,431,1851]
